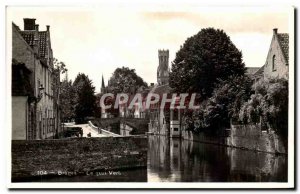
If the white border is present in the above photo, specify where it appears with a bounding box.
[5,4,295,189]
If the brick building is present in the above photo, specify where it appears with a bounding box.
[251,28,289,80]
[263,28,289,79]
[12,18,61,140]
[242,28,289,87]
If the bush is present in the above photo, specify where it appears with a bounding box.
[239,78,288,139]
[182,75,252,133]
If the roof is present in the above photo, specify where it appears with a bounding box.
[254,65,264,76]
[149,84,171,96]
[277,33,289,63]
[19,31,34,45]
[245,67,260,75]
[38,32,47,58]
[19,30,48,59]
[147,84,171,110]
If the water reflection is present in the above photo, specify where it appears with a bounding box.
[147,135,287,182]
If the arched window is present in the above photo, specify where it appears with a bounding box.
[272,55,276,71]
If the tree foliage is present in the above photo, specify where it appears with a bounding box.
[52,59,67,100]
[107,66,148,94]
[170,28,246,98]
[239,78,288,138]
[60,79,76,122]
[184,76,252,133]
[73,73,97,123]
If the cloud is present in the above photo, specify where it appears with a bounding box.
[142,11,289,34]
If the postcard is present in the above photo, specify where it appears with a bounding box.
[6,5,295,189]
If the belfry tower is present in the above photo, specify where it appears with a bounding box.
[157,49,169,85]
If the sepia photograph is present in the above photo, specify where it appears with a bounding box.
[6,5,294,189]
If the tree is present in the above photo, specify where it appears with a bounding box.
[182,76,252,133]
[60,79,76,122]
[219,75,253,120]
[73,73,97,123]
[203,75,252,132]
[52,59,67,137]
[107,66,148,94]
[239,78,288,139]
[264,79,288,138]
[170,28,246,98]
[52,59,67,99]
[239,93,264,124]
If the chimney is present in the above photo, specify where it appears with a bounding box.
[33,25,39,54]
[35,24,39,31]
[46,25,50,31]
[23,18,36,30]
[273,28,278,34]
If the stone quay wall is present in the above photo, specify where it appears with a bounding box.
[11,136,147,181]
[228,124,286,154]
[181,124,286,154]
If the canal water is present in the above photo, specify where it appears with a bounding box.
[21,135,287,182]
[147,135,287,182]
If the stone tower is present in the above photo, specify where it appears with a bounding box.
[157,49,169,85]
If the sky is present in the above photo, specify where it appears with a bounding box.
[7,6,290,93]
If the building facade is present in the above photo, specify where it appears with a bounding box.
[12,18,61,140]
[263,28,289,79]
[247,28,289,89]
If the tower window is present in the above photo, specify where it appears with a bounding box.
[272,55,276,71]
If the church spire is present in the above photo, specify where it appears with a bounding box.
[101,74,105,93]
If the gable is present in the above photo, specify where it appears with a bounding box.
[263,31,289,79]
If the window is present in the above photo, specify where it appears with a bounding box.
[43,118,45,134]
[173,127,178,132]
[272,55,276,71]
[52,118,54,132]
[37,79,40,95]
[39,120,42,138]
[173,109,178,121]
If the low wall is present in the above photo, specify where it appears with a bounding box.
[91,118,148,135]
[12,136,147,181]
[120,123,134,136]
[88,121,121,137]
[91,118,120,129]
[181,124,286,154]
[121,118,149,135]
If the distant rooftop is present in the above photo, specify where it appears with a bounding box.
[246,67,260,75]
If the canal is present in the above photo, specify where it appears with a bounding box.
[20,135,287,182]
[147,135,287,182]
